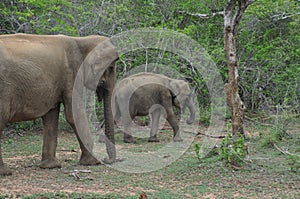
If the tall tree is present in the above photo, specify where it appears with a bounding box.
[224,0,253,135]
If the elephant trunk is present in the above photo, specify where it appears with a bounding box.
[103,68,116,163]
[186,99,196,124]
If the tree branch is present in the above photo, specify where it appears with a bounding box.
[271,12,300,21]
[233,0,254,34]
[178,10,224,19]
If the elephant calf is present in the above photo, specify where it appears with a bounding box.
[0,33,118,176]
[113,72,195,143]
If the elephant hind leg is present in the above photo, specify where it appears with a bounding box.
[124,133,135,143]
[0,117,12,175]
[123,116,135,143]
[40,104,61,169]
[148,108,161,142]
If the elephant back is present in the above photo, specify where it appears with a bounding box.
[120,72,170,88]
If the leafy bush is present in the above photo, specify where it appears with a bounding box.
[218,133,247,166]
[194,132,248,166]
[260,106,293,147]
[4,120,42,137]
[260,130,282,147]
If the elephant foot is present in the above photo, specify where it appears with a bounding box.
[123,134,136,143]
[39,158,62,169]
[148,136,160,142]
[79,153,101,166]
[102,157,115,164]
[0,164,12,176]
[173,136,183,142]
[124,138,136,143]
[102,157,125,164]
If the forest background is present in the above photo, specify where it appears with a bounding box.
[1,0,299,115]
[0,0,300,198]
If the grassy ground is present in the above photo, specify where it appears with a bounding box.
[0,120,299,199]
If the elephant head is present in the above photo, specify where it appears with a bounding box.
[170,80,195,124]
[82,39,118,91]
[79,39,118,164]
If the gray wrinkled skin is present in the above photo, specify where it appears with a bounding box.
[0,34,118,175]
[113,72,195,143]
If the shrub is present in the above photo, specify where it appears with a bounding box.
[218,133,247,166]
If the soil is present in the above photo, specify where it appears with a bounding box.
[0,123,299,198]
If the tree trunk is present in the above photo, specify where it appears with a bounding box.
[224,0,253,135]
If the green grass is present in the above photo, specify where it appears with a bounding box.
[1,124,299,199]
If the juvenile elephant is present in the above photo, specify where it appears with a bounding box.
[113,72,195,143]
[0,34,118,175]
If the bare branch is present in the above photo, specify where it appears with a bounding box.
[225,0,237,15]
[233,0,254,34]
[273,144,298,156]
[178,10,224,19]
[271,12,300,21]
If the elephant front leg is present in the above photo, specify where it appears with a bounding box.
[0,154,11,176]
[0,121,12,175]
[0,162,11,176]
[166,109,183,142]
[40,105,62,169]
[148,109,161,142]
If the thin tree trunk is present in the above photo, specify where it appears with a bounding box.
[224,0,253,135]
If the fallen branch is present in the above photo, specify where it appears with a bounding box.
[71,172,81,180]
[62,169,93,180]
[62,169,92,174]
[273,143,298,156]
[58,149,78,152]
[245,113,300,124]
[196,132,226,139]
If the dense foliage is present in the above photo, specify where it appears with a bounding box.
[1,0,299,113]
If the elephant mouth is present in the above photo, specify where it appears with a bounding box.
[172,96,181,108]
[173,98,195,125]
[85,80,98,90]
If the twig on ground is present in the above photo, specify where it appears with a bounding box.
[196,132,226,139]
[273,143,298,156]
[58,149,78,152]
[62,169,93,180]
[71,172,80,180]
[245,115,274,126]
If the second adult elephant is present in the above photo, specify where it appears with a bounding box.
[113,72,195,143]
[0,34,118,175]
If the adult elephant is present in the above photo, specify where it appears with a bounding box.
[0,33,118,176]
[113,72,195,143]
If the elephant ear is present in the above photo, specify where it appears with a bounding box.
[170,80,190,97]
[83,39,118,90]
